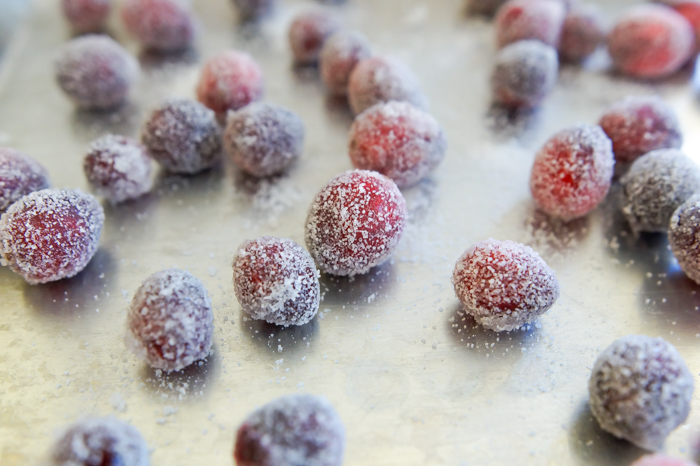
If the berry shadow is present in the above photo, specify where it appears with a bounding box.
[520,205,591,261]
[102,193,158,231]
[153,165,227,203]
[138,47,200,75]
[402,178,439,224]
[639,269,700,339]
[240,316,319,356]
[485,102,542,140]
[318,261,396,308]
[323,94,354,128]
[291,63,321,87]
[231,170,301,223]
[137,349,220,400]
[71,102,142,142]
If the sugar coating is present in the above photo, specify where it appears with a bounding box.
[51,417,149,466]
[0,189,104,285]
[491,39,559,108]
[347,56,427,115]
[196,51,265,114]
[233,236,320,326]
[621,149,700,233]
[234,394,345,466]
[61,0,111,33]
[608,5,694,79]
[558,4,605,63]
[127,268,213,372]
[669,195,700,284]
[83,135,153,203]
[288,10,341,64]
[451,238,559,332]
[232,0,276,21]
[631,454,697,466]
[319,30,372,96]
[0,148,50,213]
[55,35,139,110]
[598,96,682,164]
[305,170,407,276]
[495,0,566,49]
[589,335,694,451]
[224,102,304,177]
[122,0,195,52]
[468,0,508,16]
[530,124,614,220]
[348,101,446,188]
[142,98,221,175]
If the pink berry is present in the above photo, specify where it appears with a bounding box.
[664,0,700,52]
[347,56,427,115]
[670,195,700,285]
[233,236,320,326]
[56,35,138,110]
[631,454,696,466]
[196,51,265,115]
[61,0,112,33]
[598,96,682,164]
[232,0,276,21]
[0,148,50,213]
[529,124,614,220]
[122,0,196,52]
[83,134,153,203]
[452,238,559,332]
[305,170,407,276]
[127,268,213,372]
[558,3,605,63]
[608,5,694,79]
[288,10,341,64]
[319,30,372,96]
[0,189,104,285]
[348,101,446,188]
[494,0,566,49]
[234,394,345,466]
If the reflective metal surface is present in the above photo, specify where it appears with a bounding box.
[2,0,700,465]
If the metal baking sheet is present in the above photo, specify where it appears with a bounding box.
[2,0,700,464]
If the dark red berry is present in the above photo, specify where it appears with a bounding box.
[558,3,605,63]
[319,30,372,96]
[669,195,700,285]
[0,148,50,213]
[288,10,341,64]
[196,51,265,115]
[122,0,196,52]
[495,0,566,49]
[61,0,111,33]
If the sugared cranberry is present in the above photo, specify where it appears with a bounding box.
[452,238,559,332]
[141,98,221,174]
[55,35,139,110]
[51,417,149,466]
[468,0,508,17]
[234,394,345,466]
[127,268,213,372]
[288,10,341,64]
[494,0,566,49]
[621,149,700,233]
[598,96,682,164]
[347,56,427,115]
[83,134,153,203]
[305,170,407,276]
[319,30,372,96]
[491,39,559,108]
[348,101,446,188]
[589,335,694,450]
[233,236,320,326]
[670,195,700,284]
[664,0,700,51]
[0,148,50,213]
[529,124,614,220]
[631,454,696,466]
[122,0,196,52]
[61,0,112,33]
[0,189,104,285]
[608,5,694,79]
[232,0,276,21]
[558,3,605,63]
[196,51,265,115]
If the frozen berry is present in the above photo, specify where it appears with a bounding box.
[669,195,700,284]
[0,189,104,285]
[234,394,345,466]
[608,5,694,79]
[232,0,276,21]
[56,35,138,110]
[631,454,697,466]
[305,170,407,276]
[468,0,509,17]
[347,56,427,115]
[452,238,559,332]
[319,30,372,96]
[83,134,153,203]
[51,417,149,466]
[61,0,112,33]
[598,96,682,165]
[589,335,694,450]
[233,236,320,326]
[491,39,559,108]
[621,149,700,233]
[348,101,446,188]
[558,3,605,62]
[196,51,265,115]
[127,268,213,372]
[0,148,50,213]
[530,124,614,220]
[122,0,196,52]
[288,10,341,64]
[664,0,700,51]
[494,0,566,49]
[142,99,221,174]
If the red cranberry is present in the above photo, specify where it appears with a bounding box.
[305,170,407,276]
[348,101,446,188]
[631,455,696,466]
[558,3,605,63]
[0,148,50,213]
[61,0,111,33]
[664,0,700,51]
[234,394,345,466]
[0,189,104,284]
[232,0,276,21]
[288,10,341,64]
[196,51,264,115]
[530,125,614,220]
[494,0,566,49]
[122,0,196,52]
[127,268,213,372]
[319,30,372,96]
[670,195,700,284]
